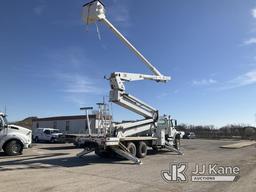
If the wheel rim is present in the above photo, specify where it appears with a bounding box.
[128,144,136,156]
[12,143,21,154]
[129,147,135,155]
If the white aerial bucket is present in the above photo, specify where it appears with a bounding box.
[82,0,106,24]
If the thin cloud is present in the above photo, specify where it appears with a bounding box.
[56,73,102,94]
[56,73,105,107]
[192,79,217,86]
[64,94,87,106]
[47,47,106,106]
[228,70,256,87]
[33,4,46,16]
[156,89,179,99]
[243,38,256,45]
[242,8,256,44]
[47,47,105,95]
[220,69,256,90]
[252,8,256,18]
[48,47,89,69]
[108,0,132,28]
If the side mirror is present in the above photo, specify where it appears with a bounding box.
[4,124,8,128]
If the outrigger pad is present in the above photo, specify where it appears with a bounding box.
[77,148,95,158]
[165,142,183,155]
[111,146,142,164]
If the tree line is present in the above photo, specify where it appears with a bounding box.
[176,124,256,140]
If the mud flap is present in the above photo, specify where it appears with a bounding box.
[77,148,95,158]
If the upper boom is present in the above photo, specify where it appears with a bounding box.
[82,0,171,82]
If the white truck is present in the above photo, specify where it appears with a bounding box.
[33,128,63,143]
[0,112,32,156]
[77,1,182,164]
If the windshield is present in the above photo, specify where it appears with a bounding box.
[51,130,61,134]
[157,118,168,126]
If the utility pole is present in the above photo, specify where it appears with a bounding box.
[80,107,93,136]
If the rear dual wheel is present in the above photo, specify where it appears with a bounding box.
[126,141,147,158]
[136,141,147,158]
[126,142,136,157]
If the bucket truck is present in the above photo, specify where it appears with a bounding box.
[77,0,182,164]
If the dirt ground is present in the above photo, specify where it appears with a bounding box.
[0,139,255,192]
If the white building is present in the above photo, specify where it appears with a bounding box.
[32,114,111,134]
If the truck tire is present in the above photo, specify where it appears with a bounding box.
[126,142,136,157]
[50,138,55,143]
[34,136,39,143]
[136,141,147,158]
[4,140,23,156]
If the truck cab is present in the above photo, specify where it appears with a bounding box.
[156,116,180,146]
[0,112,32,156]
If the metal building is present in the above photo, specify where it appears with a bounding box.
[32,114,112,134]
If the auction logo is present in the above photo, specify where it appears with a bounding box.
[161,163,188,182]
[161,163,240,182]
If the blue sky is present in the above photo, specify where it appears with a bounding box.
[1,0,256,127]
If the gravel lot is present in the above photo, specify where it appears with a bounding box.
[0,139,255,192]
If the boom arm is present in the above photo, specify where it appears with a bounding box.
[101,18,170,82]
[82,1,170,137]
[82,0,171,82]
